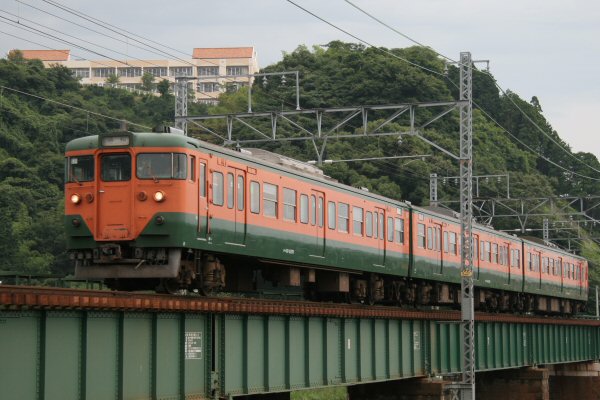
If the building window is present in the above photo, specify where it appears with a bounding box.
[395,218,404,244]
[212,172,224,206]
[170,66,193,76]
[250,181,260,214]
[283,188,297,221]
[144,67,167,77]
[300,194,309,224]
[327,201,336,230]
[198,66,219,76]
[226,66,249,76]
[69,68,89,78]
[263,183,278,217]
[198,82,220,92]
[338,203,349,232]
[93,68,114,77]
[352,207,363,235]
[417,223,426,248]
[117,67,142,77]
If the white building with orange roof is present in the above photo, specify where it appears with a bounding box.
[15,47,259,103]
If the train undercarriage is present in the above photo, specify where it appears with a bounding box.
[73,245,585,316]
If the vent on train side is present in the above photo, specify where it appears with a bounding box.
[241,148,335,180]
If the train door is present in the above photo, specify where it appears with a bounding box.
[557,257,564,294]
[374,207,385,266]
[310,189,325,257]
[503,241,511,285]
[433,224,442,274]
[535,250,542,290]
[198,159,209,239]
[472,233,480,280]
[227,167,247,244]
[97,151,134,240]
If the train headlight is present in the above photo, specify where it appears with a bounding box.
[71,194,82,204]
[153,191,166,202]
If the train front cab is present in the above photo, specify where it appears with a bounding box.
[65,132,200,288]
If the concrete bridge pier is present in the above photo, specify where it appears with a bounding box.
[548,361,600,400]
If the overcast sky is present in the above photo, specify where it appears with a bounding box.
[1,0,599,159]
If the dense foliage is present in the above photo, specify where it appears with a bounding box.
[1,43,599,300]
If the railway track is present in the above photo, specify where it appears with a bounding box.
[1,285,598,326]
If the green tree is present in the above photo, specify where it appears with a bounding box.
[157,79,170,97]
[106,73,120,85]
[141,72,155,91]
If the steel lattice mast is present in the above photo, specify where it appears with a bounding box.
[459,51,475,400]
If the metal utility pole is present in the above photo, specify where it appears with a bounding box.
[458,51,475,400]
[174,77,190,135]
[430,173,439,207]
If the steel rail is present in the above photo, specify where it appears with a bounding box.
[0,285,597,326]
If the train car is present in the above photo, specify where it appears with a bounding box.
[65,130,412,300]
[64,129,588,312]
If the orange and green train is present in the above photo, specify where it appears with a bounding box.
[65,130,588,313]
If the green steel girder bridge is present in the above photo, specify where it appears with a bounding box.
[0,286,599,400]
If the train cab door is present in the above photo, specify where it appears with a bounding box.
[375,207,386,267]
[197,159,209,239]
[97,151,134,241]
[226,167,247,244]
[310,189,325,258]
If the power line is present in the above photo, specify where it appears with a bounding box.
[0,85,151,130]
[285,0,445,78]
[340,1,600,176]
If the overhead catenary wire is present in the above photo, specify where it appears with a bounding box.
[340,0,600,176]
[287,0,600,181]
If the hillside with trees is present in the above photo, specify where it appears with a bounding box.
[1,43,599,298]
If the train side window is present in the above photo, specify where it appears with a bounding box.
[417,223,425,248]
[378,213,384,240]
[310,195,316,226]
[227,173,234,209]
[485,242,491,262]
[250,181,260,214]
[190,156,196,181]
[365,212,373,237]
[263,183,278,218]
[200,163,206,197]
[318,197,324,228]
[528,253,533,271]
[212,171,224,206]
[283,188,297,222]
[338,203,349,232]
[387,217,394,242]
[480,241,485,261]
[449,232,457,255]
[395,218,404,244]
[353,207,364,235]
[434,227,440,251]
[237,176,244,211]
[444,231,449,253]
[427,227,433,250]
[491,243,498,264]
[542,257,548,274]
[327,201,336,229]
[300,195,309,224]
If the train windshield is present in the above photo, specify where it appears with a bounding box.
[101,153,131,181]
[67,155,94,182]
[136,153,187,180]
